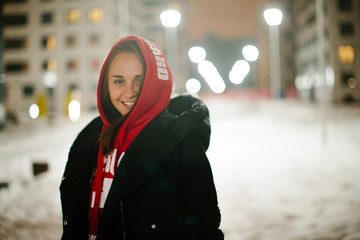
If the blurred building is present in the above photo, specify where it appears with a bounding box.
[183,0,296,97]
[1,0,184,120]
[2,0,359,123]
[293,0,360,102]
[2,0,129,119]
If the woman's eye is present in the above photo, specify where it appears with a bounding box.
[114,79,123,84]
[135,78,143,85]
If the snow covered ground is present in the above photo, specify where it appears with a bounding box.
[0,96,360,240]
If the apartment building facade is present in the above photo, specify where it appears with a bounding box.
[2,0,129,119]
[293,0,360,102]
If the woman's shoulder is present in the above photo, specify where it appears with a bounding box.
[135,95,211,152]
[77,116,102,136]
[71,116,103,147]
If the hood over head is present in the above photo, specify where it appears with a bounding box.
[97,35,173,152]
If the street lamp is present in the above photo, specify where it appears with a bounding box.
[229,60,250,85]
[264,8,283,98]
[43,71,57,123]
[242,45,259,62]
[186,78,201,94]
[188,46,206,63]
[160,9,181,91]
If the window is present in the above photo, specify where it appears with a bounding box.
[66,9,81,24]
[41,35,56,50]
[42,58,57,71]
[67,59,78,71]
[66,35,78,47]
[339,22,354,36]
[5,62,28,73]
[341,71,357,89]
[41,12,53,24]
[3,14,28,26]
[90,58,100,70]
[4,0,27,3]
[89,34,100,46]
[338,0,352,12]
[23,85,34,97]
[5,37,27,50]
[88,8,104,24]
[305,13,316,26]
[338,45,355,64]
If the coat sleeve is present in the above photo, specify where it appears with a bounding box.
[180,132,224,240]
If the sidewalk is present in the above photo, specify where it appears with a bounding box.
[205,97,360,240]
[0,98,360,240]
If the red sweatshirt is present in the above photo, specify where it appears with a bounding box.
[89,36,173,239]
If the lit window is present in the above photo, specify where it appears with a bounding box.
[338,45,355,64]
[88,8,103,24]
[66,9,81,23]
[41,35,56,50]
[42,58,57,71]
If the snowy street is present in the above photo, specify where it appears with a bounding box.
[0,96,360,240]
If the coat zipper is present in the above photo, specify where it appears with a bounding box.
[88,167,97,218]
[90,167,96,184]
[120,200,126,240]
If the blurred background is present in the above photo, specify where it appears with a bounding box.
[0,0,360,239]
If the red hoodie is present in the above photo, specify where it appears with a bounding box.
[89,36,173,238]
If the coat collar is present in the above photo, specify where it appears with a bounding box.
[102,96,210,202]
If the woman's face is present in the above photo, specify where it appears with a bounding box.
[108,52,144,116]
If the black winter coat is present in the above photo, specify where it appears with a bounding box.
[60,95,224,240]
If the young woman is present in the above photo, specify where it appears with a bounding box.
[60,35,224,240]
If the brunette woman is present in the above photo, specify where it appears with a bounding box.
[60,35,224,240]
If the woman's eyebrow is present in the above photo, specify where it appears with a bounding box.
[111,75,123,78]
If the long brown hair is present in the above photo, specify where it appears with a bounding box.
[99,40,146,155]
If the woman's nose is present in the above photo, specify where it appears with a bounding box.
[124,83,139,98]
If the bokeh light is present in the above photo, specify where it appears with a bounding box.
[242,45,259,62]
[188,46,206,63]
[68,100,81,122]
[29,104,40,119]
[198,60,226,94]
[186,78,201,94]
[229,60,250,84]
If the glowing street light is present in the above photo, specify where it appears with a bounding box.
[198,60,226,94]
[160,8,181,91]
[229,60,250,85]
[160,10,181,28]
[264,8,283,98]
[188,46,206,63]
[43,71,57,123]
[263,8,283,26]
[29,104,40,119]
[242,45,259,62]
[186,78,201,94]
[68,100,81,122]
